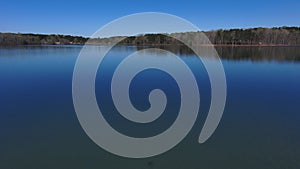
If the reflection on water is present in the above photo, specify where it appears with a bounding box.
[137,45,300,62]
[0,45,300,169]
[216,46,300,62]
[2,45,300,62]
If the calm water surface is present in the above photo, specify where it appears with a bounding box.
[0,45,300,169]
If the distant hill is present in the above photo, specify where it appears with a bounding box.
[1,26,300,46]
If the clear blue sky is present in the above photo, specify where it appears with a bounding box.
[1,0,299,37]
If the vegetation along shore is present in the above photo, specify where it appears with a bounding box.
[1,26,300,46]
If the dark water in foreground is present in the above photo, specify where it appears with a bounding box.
[0,45,300,169]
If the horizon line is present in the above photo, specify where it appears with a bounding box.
[1,25,299,38]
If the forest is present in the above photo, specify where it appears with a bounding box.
[0,33,87,46]
[1,27,300,46]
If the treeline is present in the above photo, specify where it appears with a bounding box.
[205,26,300,45]
[0,33,87,46]
[90,26,300,46]
[1,27,300,46]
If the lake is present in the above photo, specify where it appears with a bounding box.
[0,45,300,169]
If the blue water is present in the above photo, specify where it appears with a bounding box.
[0,45,300,169]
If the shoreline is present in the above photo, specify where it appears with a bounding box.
[1,27,300,47]
[1,44,300,47]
